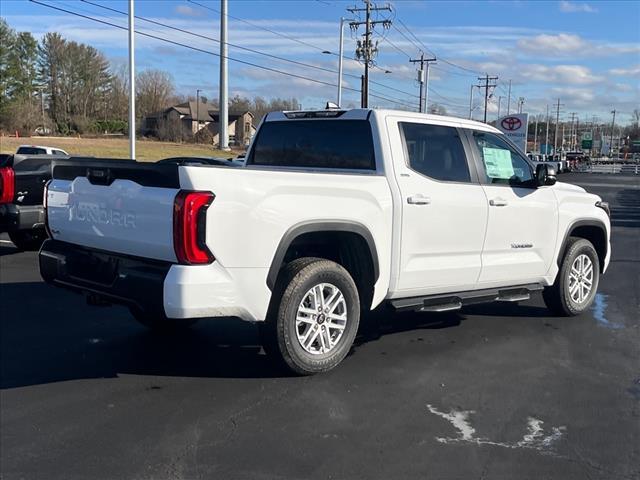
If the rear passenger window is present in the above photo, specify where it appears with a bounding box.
[249,120,375,170]
[399,123,471,183]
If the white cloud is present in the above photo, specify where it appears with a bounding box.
[175,5,198,17]
[609,65,640,76]
[559,1,598,13]
[518,33,587,55]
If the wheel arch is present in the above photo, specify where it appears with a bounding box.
[266,221,380,308]
[558,219,608,271]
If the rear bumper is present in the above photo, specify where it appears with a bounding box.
[39,239,264,322]
[39,239,169,315]
[0,204,45,232]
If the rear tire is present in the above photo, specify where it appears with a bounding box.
[130,307,198,332]
[543,237,600,316]
[261,257,360,375]
[8,229,47,251]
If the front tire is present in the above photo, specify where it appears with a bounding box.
[262,257,360,375]
[129,307,198,332]
[543,237,600,316]
[8,229,47,251]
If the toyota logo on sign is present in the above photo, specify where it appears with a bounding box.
[501,117,522,131]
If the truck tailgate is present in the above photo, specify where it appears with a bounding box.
[47,161,180,262]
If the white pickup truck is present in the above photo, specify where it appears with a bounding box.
[40,109,611,374]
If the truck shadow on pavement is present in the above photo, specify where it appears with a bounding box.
[1,282,470,388]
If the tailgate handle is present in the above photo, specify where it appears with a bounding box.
[86,168,113,186]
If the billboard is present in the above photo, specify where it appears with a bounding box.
[496,113,529,153]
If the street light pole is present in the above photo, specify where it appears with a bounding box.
[128,0,136,159]
[337,17,348,107]
[196,89,202,134]
[609,109,616,158]
[469,84,475,120]
[219,0,229,150]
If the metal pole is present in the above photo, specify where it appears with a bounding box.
[609,109,616,158]
[219,0,229,150]
[196,89,201,135]
[469,85,474,120]
[554,98,561,156]
[128,0,136,159]
[545,104,550,155]
[424,60,431,113]
[534,116,538,153]
[506,79,511,115]
[497,96,502,119]
[337,17,346,106]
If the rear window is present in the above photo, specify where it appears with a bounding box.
[249,120,376,170]
[17,147,46,155]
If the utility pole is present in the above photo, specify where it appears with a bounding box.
[545,104,550,155]
[553,98,563,156]
[409,53,436,113]
[469,84,477,120]
[348,0,391,108]
[219,0,230,150]
[569,112,576,150]
[128,0,136,159]
[196,89,202,134]
[506,79,512,115]
[610,109,616,158]
[477,74,498,123]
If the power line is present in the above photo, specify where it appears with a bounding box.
[81,0,418,101]
[30,0,413,109]
[388,5,487,77]
[188,0,325,55]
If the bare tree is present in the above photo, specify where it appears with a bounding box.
[136,69,175,119]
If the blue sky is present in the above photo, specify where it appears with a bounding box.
[2,0,639,124]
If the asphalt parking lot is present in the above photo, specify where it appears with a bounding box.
[1,172,638,480]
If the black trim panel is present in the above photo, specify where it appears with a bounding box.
[266,221,380,290]
[39,239,171,314]
[52,158,180,188]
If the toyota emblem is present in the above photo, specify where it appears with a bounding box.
[501,117,522,131]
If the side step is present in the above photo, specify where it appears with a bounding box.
[390,284,544,313]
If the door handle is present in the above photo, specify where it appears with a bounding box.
[407,195,431,205]
[489,198,508,207]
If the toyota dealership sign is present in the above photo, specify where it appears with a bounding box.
[497,113,529,153]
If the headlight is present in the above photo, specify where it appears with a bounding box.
[595,201,610,217]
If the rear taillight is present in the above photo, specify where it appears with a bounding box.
[173,190,215,265]
[0,167,15,204]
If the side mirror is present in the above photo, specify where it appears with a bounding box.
[536,163,556,186]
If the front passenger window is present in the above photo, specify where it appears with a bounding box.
[472,132,534,185]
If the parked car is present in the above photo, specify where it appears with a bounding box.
[39,109,611,374]
[16,145,68,156]
[0,153,70,250]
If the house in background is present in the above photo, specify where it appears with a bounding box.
[143,101,255,146]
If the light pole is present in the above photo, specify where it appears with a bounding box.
[469,84,475,120]
[128,0,135,159]
[609,109,616,158]
[497,95,503,119]
[337,17,350,107]
[196,88,202,134]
